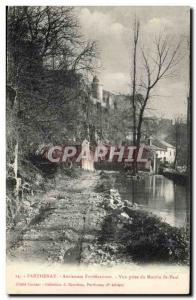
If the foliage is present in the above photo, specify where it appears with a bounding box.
[6,6,99,230]
[7,6,98,77]
[101,207,189,264]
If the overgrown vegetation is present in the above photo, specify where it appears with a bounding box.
[92,173,189,265]
[6,6,98,228]
[101,209,189,264]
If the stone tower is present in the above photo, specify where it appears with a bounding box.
[92,76,103,102]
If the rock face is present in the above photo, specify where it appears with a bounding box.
[107,189,123,210]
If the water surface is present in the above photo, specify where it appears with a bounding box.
[115,174,188,228]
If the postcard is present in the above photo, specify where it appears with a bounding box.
[6,6,191,295]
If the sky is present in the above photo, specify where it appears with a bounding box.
[77,6,190,120]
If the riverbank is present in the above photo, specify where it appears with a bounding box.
[85,172,189,266]
[161,167,188,185]
[7,169,189,266]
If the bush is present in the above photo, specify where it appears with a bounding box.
[100,207,189,264]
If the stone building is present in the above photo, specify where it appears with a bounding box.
[147,137,176,165]
[90,76,118,110]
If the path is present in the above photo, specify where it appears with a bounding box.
[8,171,105,264]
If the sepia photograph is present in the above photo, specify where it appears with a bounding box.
[6,5,191,295]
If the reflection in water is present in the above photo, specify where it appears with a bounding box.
[115,175,188,228]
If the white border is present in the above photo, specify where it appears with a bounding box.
[1,0,195,5]
[0,1,194,299]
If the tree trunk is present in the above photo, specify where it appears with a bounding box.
[131,19,139,175]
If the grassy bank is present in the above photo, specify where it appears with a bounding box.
[91,173,189,265]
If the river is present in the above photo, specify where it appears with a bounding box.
[115,174,189,228]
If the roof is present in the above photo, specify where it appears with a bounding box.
[144,144,166,152]
[151,139,175,150]
[158,140,175,148]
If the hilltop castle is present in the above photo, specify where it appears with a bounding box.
[90,76,117,110]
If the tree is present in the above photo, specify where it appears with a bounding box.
[137,35,181,146]
[6,6,99,201]
[7,6,98,77]
[131,18,140,147]
[130,18,181,173]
